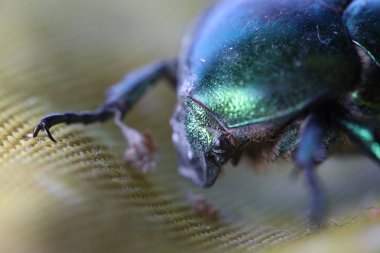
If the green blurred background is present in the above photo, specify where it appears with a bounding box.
[1,1,380,252]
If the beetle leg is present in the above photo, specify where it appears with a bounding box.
[334,116,380,164]
[102,59,177,116]
[34,59,177,142]
[296,113,328,227]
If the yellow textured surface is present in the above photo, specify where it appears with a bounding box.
[1,1,380,252]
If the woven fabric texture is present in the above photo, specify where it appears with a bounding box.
[1,1,380,252]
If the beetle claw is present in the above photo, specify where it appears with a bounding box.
[33,120,57,143]
[44,127,57,143]
[32,124,42,138]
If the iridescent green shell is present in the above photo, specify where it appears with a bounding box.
[344,0,380,67]
[344,0,380,108]
[180,0,361,128]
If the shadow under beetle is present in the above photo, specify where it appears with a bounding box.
[34,0,380,226]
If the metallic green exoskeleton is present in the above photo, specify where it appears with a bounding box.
[34,0,380,226]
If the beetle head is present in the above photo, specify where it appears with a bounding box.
[171,97,238,188]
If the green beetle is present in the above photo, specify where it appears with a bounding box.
[34,0,380,226]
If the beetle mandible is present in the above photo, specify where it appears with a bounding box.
[33,0,380,226]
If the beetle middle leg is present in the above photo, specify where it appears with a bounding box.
[334,116,380,163]
[295,113,329,227]
[33,59,177,142]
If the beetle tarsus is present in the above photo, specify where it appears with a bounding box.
[33,110,114,142]
[304,164,326,228]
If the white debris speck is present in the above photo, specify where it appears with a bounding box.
[25,96,38,106]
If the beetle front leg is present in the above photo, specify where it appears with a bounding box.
[33,59,177,142]
[295,113,328,227]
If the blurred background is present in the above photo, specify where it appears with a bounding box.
[1,0,380,252]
